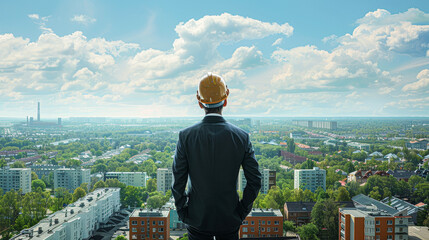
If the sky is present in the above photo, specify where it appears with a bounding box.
[0,0,429,118]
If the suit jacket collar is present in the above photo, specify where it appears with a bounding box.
[202,115,226,123]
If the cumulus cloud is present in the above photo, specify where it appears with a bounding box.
[402,69,429,91]
[71,15,96,24]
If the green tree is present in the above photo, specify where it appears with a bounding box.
[72,187,87,202]
[147,178,157,193]
[31,171,38,181]
[297,223,319,240]
[10,161,25,168]
[147,195,165,209]
[31,179,46,191]
[311,198,339,240]
[336,187,351,201]
[369,186,382,200]
[115,235,127,240]
[287,138,295,153]
[92,180,108,191]
[122,186,145,207]
[283,220,296,233]
[344,162,355,173]
[53,188,72,211]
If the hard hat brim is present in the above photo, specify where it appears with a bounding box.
[201,100,225,108]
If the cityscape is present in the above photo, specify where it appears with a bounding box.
[1,1,429,240]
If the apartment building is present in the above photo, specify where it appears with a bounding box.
[0,167,31,193]
[54,168,90,191]
[30,164,63,178]
[339,207,409,240]
[157,168,173,193]
[292,120,337,130]
[129,208,170,240]
[105,171,148,187]
[11,188,121,240]
[239,209,283,238]
[294,167,326,192]
[238,168,276,194]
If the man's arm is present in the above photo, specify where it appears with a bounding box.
[171,131,188,220]
[238,134,262,218]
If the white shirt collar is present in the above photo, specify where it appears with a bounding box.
[205,113,222,117]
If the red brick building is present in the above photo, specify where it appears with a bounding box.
[129,208,170,240]
[280,151,306,165]
[239,209,283,238]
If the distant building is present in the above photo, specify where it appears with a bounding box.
[347,170,390,184]
[239,209,283,238]
[284,201,354,226]
[11,188,121,240]
[339,206,409,240]
[129,208,170,240]
[238,168,276,194]
[0,167,31,193]
[105,172,148,187]
[348,142,370,151]
[294,167,326,192]
[386,169,415,182]
[54,168,90,191]
[292,120,337,130]
[0,150,37,158]
[157,168,173,193]
[406,139,429,150]
[381,196,423,224]
[162,198,185,230]
[30,164,64,179]
[280,151,306,165]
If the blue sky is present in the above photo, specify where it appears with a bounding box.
[0,0,428,118]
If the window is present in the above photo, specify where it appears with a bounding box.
[387,227,392,233]
[251,227,255,232]
[274,221,279,225]
[376,236,380,240]
[243,235,248,238]
[141,221,145,225]
[267,227,270,232]
[274,227,278,232]
[376,220,380,225]
[159,228,164,232]
[387,236,392,239]
[243,220,248,225]
[159,221,164,226]
[243,227,248,232]
[376,228,380,233]
[387,220,393,225]
[262,221,265,225]
[141,228,145,232]
[267,221,271,225]
[251,221,254,225]
[132,228,137,232]
[261,227,265,232]
[132,220,137,225]
[153,221,156,225]
[152,228,156,233]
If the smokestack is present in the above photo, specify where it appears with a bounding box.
[37,102,40,121]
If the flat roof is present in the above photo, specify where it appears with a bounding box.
[249,209,283,217]
[340,207,393,218]
[12,188,120,240]
[130,208,170,218]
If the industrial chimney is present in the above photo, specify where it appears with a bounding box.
[37,102,40,121]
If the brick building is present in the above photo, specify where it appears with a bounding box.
[129,209,170,240]
[280,151,306,165]
[339,207,409,240]
[239,209,283,238]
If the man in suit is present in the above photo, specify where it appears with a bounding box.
[172,73,261,240]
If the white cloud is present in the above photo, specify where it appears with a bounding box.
[379,87,394,95]
[28,14,39,20]
[402,69,429,91]
[322,34,337,43]
[28,13,52,33]
[272,38,283,46]
[71,15,96,24]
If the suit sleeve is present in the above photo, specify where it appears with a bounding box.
[238,134,261,218]
[172,131,188,220]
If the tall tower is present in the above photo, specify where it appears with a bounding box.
[37,102,40,121]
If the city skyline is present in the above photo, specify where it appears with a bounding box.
[1,1,429,118]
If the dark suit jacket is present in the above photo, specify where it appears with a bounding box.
[172,115,261,234]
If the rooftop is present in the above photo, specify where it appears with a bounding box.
[12,188,120,240]
[352,194,400,216]
[285,201,354,212]
[130,208,170,218]
[381,196,420,215]
[340,207,393,218]
[249,208,283,217]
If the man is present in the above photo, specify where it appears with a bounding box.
[172,73,261,240]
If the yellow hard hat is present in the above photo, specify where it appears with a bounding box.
[196,73,229,108]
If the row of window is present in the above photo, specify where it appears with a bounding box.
[131,227,164,233]
[375,227,393,233]
[131,234,165,239]
[375,220,393,225]
[242,227,279,233]
[242,234,279,238]
[242,220,280,225]
[131,220,164,226]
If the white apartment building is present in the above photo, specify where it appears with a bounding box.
[238,168,276,194]
[54,168,90,191]
[157,168,173,193]
[105,172,148,187]
[0,167,31,193]
[294,167,326,192]
[11,188,121,240]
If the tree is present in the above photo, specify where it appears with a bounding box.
[336,187,351,201]
[72,187,87,202]
[10,161,25,168]
[287,138,295,153]
[53,188,72,211]
[301,159,315,169]
[31,179,46,191]
[115,236,127,240]
[147,178,157,193]
[283,220,296,233]
[147,195,164,209]
[311,199,339,240]
[297,223,319,240]
[121,186,145,207]
[369,186,382,200]
[344,162,355,173]
[92,180,108,191]
[31,171,38,181]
